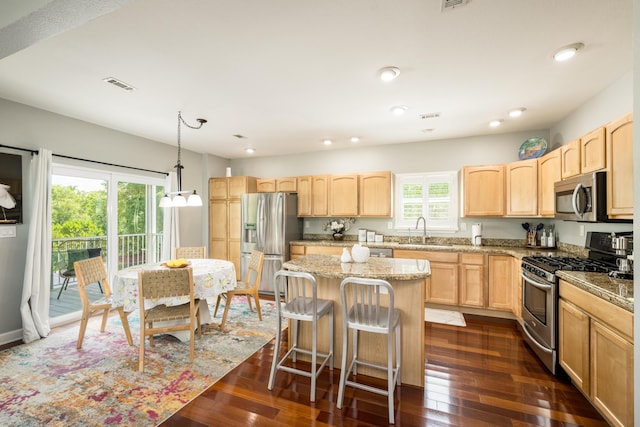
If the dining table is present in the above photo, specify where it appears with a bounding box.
[111,258,237,328]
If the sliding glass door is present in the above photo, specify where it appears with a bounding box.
[50,164,165,323]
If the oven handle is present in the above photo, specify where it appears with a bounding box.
[522,322,553,354]
[520,271,552,291]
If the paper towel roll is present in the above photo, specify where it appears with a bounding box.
[471,223,482,246]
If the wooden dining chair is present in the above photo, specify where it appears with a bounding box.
[213,250,264,331]
[73,256,133,350]
[173,246,207,259]
[137,267,201,372]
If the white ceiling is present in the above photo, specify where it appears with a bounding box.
[0,0,632,159]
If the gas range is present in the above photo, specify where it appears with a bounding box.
[521,256,613,282]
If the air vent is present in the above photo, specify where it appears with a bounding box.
[232,134,247,139]
[441,0,468,11]
[102,77,136,92]
[420,112,441,119]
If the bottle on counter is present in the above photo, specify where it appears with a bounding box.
[548,231,555,248]
[540,229,547,247]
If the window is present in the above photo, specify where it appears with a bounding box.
[394,171,459,231]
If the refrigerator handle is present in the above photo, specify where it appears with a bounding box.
[256,195,265,250]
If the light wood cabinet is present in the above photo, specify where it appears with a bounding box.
[463,165,505,216]
[329,174,358,216]
[297,176,312,216]
[581,127,606,173]
[305,245,343,256]
[506,158,538,217]
[511,257,522,322]
[312,175,329,216]
[208,176,257,279]
[559,298,591,394]
[559,280,634,427]
[561,139,581,179]
[394,250,459,304]
[606,113,633,219]
[277,177,298,192]
[358,171,392,217]
[459,253,486,308]
[289,244,306,260]
[487,255,512,311]
[256,178,276,193]
[537,149,562,217]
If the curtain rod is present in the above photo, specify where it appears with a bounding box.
[0,144,168,176]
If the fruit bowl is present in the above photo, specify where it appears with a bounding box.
[162,259,191,268]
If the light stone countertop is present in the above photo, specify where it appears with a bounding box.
[282,254,431,281]
[556,271,634,313]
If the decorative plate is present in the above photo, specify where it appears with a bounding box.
[162,260,191,268]
[518,137,548,160]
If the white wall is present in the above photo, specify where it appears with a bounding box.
[0,98,228,341]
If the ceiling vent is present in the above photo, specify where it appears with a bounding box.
[102,77,136,92]
[233,134,247,140]
[420,112,441,119]
[441,0,468,11]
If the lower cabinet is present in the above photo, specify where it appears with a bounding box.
[459,253,486,307]
[488,255,513,311]
[559,280,634,427]
[393,250,459,304]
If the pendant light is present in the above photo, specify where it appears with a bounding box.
[160,111,207,208]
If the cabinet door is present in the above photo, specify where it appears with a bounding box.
[561,139,581,179]
[558,299,590,394]
[228,199,242,279]
[289,244,306,260]
[276,177,298,192]
[606,113,633,219]
[209,200,228,260]
[359,171,392,217]
[581,127,606,173]
[228,176,256,198]
[488,255,513,311]
[511,257,522,322]
[297,176,312,216]
[329,174,358,216]
[506,158,538,217]
[463,165,505,216]
[426,262,458,305]
[209,178,228,199]
[459,253,485,307]
[312,175,329,216]
[537,150,561,217]
[256,179,276,193]
[305,245,343,256]
[591,320,634,427]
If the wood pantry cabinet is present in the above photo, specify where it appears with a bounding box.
[537,149,561,217]
[208,176,257,280]
[358,171,392,217]
[463,165,505,217]
[506,158,537,217]
[559,280,634,427]
[606,113,633,219]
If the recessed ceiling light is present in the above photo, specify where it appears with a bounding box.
[379,66,401,82]
[323,139,332,145]
[553,42,584,62]
[509,108,526,118]
[390,105,408,115]
[245,148,255,154]
[350,137,360,143]
[489,119,503,128]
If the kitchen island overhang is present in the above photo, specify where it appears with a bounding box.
[282,254,431,387]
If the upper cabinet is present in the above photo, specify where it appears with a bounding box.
[329,174,358,216]
[463,165,505,217]
[506,158,538,217]
[311,175,329,216]
[580,127,606,173]
[537,150,561,217]
[256,178,276,193]
[297,176,312,216]
[257,177,298,193]
[606,113,633,219]
[561,139,581,179]
[359,171,392,217]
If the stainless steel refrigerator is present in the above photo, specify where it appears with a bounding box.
[240,192,302,293]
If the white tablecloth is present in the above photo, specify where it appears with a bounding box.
[111,258,237,313]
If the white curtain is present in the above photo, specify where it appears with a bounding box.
[20,149,52,343]
[162,171,180,260]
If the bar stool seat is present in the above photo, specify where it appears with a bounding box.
[268,270,334,402]
[337,277,401,424]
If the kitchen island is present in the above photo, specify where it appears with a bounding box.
[282,254,431,387]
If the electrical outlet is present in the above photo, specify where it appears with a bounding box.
[460,223,467,231]
[387,221,393,229]
[579,225,585,236]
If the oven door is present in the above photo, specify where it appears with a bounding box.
[521,270,555,350]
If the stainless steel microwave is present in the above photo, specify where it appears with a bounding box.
[554,171,607,222]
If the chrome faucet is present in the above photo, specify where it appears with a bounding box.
[415,216,427,244]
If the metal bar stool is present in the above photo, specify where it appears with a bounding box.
[337,277,401,424]
[268,270,334,402]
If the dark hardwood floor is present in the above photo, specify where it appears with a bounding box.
[162,315,607,426]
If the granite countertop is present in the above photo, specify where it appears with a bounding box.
[556,271,634,313]
[282,254,431,281]
[290,239,568,259]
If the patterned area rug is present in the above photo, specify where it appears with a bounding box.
[0,298,280,426]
